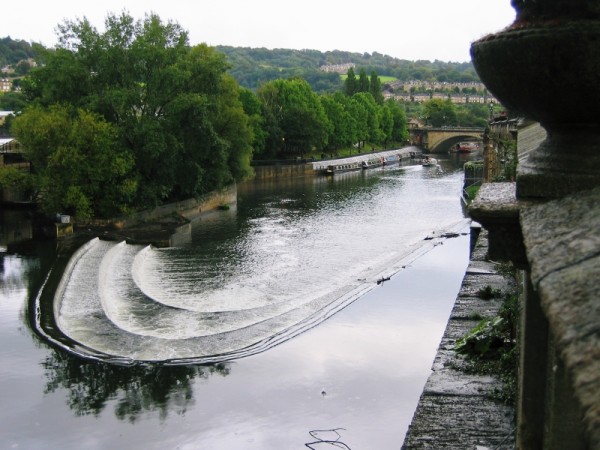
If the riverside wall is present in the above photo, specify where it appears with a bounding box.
[76,184,237,247]
[252,162,315,179]
[402,227,516,449]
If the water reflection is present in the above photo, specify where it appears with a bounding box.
[41,350,231,421]
[0,209,34,251]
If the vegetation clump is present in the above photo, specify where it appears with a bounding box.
[455,292,519,405]
[477,285,503,299]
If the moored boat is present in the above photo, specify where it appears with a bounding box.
[325,161,362,175]
[421,156,437,166]
[453,141,480,153]
[361,157,384,170]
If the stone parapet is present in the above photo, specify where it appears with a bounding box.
[520,186,600,447]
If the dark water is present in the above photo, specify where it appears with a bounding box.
[0,152,476,449]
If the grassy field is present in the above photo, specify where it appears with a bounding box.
[340,74,398,83]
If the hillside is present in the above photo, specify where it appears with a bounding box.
[0,35,481,95]
[216,46,480,92]
[0,37,38,68]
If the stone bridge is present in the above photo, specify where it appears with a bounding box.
[409,126,484,153]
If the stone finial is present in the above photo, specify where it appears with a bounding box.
[471,1,600,199]
[511,0,600,24]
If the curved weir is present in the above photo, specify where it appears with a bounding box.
[43,165,471,364]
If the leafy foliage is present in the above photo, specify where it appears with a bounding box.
[455,292,519,405]
[16,13,254,217]
[422,98,458,127]
[12,105,136,219]
[257,78,331,157]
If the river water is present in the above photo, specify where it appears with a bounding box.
[0,151,476,449]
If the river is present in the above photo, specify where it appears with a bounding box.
[0,151,476,449]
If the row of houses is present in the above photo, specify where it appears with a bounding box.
[384,91,498,104]
[399,79,486,92]
[0,78,13,93]
[319,62,356,74]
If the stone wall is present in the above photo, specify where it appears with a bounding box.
[252,163,315,179]
[83,184,237,230]
[516,121,547,161]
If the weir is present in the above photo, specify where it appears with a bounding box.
[35,163,471,365]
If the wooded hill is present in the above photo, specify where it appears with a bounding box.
[0,36,479,94]
[0,37,39,67]
[216,46,480,93]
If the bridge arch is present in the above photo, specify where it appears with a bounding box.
[409,127,484,153]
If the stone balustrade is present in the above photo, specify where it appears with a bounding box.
[469,1,600,448]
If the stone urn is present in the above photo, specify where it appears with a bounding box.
[470,0,600,198]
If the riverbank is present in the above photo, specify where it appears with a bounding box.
[66,185,238,247]
[402,227,516,449]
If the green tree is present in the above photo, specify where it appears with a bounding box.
[344,67,357,97]
[321,93,357,152]
[352,92,384,144]
[385,99,409,143]
[369,70,384,104]
[21,13,254,211]
[239,87,267,157]
[11,105,136,219]
[0,92,26,111]
[380,103,394,146]
[258,78,331,157]
[0,166,35,200]
[347,96,369,148]
[422,98,458,127]
[455,102,489,127]
[358,68,369,93]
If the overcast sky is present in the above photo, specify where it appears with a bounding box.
[5,0,516,62]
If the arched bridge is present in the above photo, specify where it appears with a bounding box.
[409,127,485,153]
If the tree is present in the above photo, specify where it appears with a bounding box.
[385,99,409,144]
[344,67,357,97]
[0,92,26,111]
[369,70,384,104]
[352,92,384,145]
[422,98,458,127]
[21,13,254,212]
[258,78,331,157]
[347,96,369,148]
[239,87,267,157]
[358,68,369,93]
[321,93,357,151]
[455,103,489,127]
[380,103,394,146]
[11,105,136,219]
[0,166,35,200]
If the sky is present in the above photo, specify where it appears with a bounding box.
[4,0,516,63]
